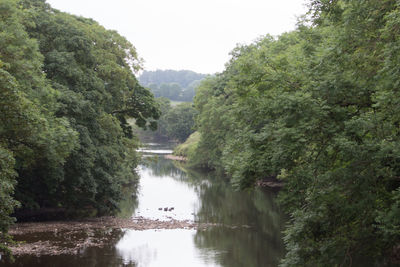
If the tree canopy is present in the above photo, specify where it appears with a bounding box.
[189,0,400,265]
[0,0,159,258]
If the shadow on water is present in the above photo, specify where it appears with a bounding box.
[1,145,286,267]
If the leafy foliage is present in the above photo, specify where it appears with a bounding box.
[0,147,18,259]
[0,0,78,258]
[190,0,400,265]
[0,0,159,258]
[15,0,159,215]
[164,102,197,142]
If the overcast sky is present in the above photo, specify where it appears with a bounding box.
[46,0,308,74]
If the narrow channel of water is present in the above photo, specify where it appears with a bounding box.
[1,143,286,267]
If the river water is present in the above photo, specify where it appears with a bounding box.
[1,143,286,267]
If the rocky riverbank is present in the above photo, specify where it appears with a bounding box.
[8,216,218,256]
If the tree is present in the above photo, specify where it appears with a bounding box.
[165,102,197,142]
[133,99,197,143]
[17,0,160,215]
[189,1,400,265]
[0,0,78,258]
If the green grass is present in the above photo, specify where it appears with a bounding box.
[173,131,200,157]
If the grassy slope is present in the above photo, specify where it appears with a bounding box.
[173,131,200,158]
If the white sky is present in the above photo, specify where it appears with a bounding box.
[46,0,308,74]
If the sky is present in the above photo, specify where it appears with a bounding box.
[46,0,308,74]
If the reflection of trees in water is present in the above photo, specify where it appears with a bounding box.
[117,184,139,219]
[1,230,136,267]
[65,231,137,267]
[191,171,285,267]
[140,156,286,266]
[141,156,188,181]
[194,227,282,267]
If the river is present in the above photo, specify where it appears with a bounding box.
[0,143,286,267]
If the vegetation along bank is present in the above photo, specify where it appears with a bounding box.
[178,1,400,265]
[0,0,159,259]
[1,0,400,266]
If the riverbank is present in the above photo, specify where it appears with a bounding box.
[9,216,217,256]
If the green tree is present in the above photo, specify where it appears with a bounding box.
[133,98,198,143]
[189,1,400,265]
[17,0,160,215]
[165,102,197,142]
[0,147,18,259]
[0,0,78,258]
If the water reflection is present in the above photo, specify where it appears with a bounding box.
[0,230,132,267]
[141,156,186,180]
[195,226,283,267]
[2,146,285,267]
[137,142,176,155]
[116,229,220,267]
[135,155,285,266]
[189,171,285,267]
[193,171,284,236]
[137,149,173,154]
[133,164,199,221]
[118,184,139,219]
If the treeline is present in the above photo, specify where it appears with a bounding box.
[0,0,159,257]
[133,97,197,142]
[188,0,400,265]
[139,70,207,101]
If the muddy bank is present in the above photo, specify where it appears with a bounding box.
[8,217,218,256]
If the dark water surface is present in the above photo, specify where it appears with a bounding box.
[1,143,286,267]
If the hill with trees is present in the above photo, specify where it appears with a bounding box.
[139,70,208,101]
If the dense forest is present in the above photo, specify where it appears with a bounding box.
[139,70,207,101]
[182,0,400,265]
[2,0,400,265]
[0,0,159,258]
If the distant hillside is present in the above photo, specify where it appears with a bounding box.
[139,70,208,101]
